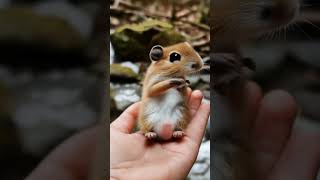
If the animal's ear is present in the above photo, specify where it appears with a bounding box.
[149,45,164,61]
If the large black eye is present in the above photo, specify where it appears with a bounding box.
[170,52,181,62]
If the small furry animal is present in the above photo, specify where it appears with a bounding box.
[211,0,300,89]
[211,0,300,179]
[138,42,203,140]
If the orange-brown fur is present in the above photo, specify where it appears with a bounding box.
[138,42,202,139]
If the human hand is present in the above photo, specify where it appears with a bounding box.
[110,89,210,180]
[26,88,209,180]
[244,82,320,180]
[26,82,319,180]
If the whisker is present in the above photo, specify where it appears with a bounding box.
[266,31,274,41]
[277,27,281,40]
[271,30,276,41]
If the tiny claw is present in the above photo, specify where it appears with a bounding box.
[212,53,253,94]
[173,131,185,138]
[170,78,185,86]
[145,132,157,140]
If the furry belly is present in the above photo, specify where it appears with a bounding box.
[144,88,185,140]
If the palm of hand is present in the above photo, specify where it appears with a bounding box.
[110,90,210,180]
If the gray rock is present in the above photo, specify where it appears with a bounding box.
[110,64,140,81]
[188,140,210,180]
[111,83,141,111]
[14,90,96,155]
[110,42,115,64]
[0,67,99,156]
[200,74,210,83]
[0,0,10,9]
[120,61,140,74]
[187,75,201,86]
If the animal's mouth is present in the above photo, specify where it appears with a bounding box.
[188,57,210,75]
[201,65,210,74]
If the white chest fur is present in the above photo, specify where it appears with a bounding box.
[144,88,184,133]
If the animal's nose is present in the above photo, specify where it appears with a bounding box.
[191,62,201,69]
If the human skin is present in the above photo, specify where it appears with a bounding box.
[26,83,320,180]
[110,89,210,180]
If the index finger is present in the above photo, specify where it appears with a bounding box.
[186,102,210,144]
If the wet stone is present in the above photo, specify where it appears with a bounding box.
[188,140,210,180]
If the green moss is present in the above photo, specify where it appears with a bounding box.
[0,7,85,50]
[115,19,173,33]
[110,64,140,80]
[111,19,186,62]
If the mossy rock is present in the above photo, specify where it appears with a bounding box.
[111,19,186,62]
[115,19,173,33]
[0,7,85,50]
[110,64,140,82]
[151,30,186,47]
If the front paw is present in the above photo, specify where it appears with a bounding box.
[145,132,157,140]
[212,53,255,93]
[170,78,186,87]
[173,131,185,138]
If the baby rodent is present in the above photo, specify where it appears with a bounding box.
[211,0,300,180]
[211,0,300,92]
[138,42,203,140]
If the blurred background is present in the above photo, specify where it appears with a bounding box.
[0,0,106,179]
[242,0,320,131]
[242,2,320,177]
[110,0,210,179]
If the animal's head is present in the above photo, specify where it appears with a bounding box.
[149,42,204,75]
[212,0,300,39]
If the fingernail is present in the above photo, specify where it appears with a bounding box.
[193,90,203,98]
